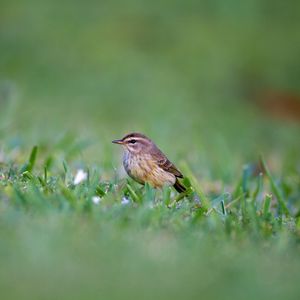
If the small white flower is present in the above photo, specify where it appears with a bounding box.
[121,197,130,205]
[92,196,101,205]
[74,169,87,185]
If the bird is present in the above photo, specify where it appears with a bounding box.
[112,133,186,193]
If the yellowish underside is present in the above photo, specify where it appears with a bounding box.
[124,154,176,188]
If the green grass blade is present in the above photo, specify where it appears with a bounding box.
[263,193,272,218]
[126,184,141,203]
[260,155,289,216]
[20,146,38,173]
[28,146,38,171]
[179,162,209,210]
[253,172,263,203]
[221,200,227,216]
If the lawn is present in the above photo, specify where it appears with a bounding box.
[1,1,300,299]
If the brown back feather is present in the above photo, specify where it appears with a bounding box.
[151,147,183,178]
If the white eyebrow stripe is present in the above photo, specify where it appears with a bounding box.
[124,137,145,142]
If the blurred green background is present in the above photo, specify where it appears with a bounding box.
[1,0,300,176]
[1,1,300,299]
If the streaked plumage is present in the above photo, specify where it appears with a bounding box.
[112,133,186,193]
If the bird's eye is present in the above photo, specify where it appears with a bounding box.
[129,139,136,144]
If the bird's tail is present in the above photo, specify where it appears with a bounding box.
[174,178,186,193]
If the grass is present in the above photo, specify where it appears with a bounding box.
[0,142,299,300]
[1,0,300,299]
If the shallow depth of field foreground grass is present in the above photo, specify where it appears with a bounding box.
[1,0,300,299]
[0,141,300,300]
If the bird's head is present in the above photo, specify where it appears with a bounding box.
[112,133,153,154]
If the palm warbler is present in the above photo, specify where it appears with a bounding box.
[112,133,186,193]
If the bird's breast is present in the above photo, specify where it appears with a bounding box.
[123,152,175,187]
[123,152,150,183]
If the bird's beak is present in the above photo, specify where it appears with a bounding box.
[112,139,124,145]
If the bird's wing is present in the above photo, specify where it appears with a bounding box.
[152,148,183,178]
